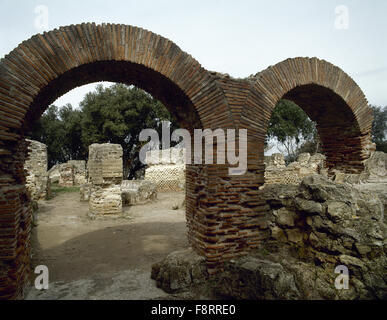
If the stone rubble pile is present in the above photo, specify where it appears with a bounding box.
[152,174,386,299]
[49,160,87,186]
[121,180,157,206]
[264,152,327,185]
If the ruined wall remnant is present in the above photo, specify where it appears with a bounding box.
[264,153,326,185]
[24,139,49,200]
[68,160,87,185]
[145,147,186,191]
[48,164,61,184]
[58,163,74,187]
[54,160,87,186]
[88,143,123,216]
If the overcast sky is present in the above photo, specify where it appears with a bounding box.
[1,0,386,108]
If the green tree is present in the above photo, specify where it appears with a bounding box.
[29,104,86,168]
[59,104,86,161]
[267,99,316,162]
[80,83,178,179]
[30,105,66,167]
[371,105,387,153]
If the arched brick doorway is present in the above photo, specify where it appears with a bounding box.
[241,57,375,179]
[0,23,233,299]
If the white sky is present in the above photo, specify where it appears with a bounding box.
[0,0,386,111]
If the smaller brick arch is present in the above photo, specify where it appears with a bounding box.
[241,57,375,173]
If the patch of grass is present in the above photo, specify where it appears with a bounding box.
[49,184,80,199]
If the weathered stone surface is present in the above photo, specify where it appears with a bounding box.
[88,144,123,185]
[24,139,50,201]
[80,184,91,202]
[59,163,74,187]
[48,164,61,184]
[49,161,87,186]
[151,248,208,293]
[121,180,157,206]
[265,153,286,167]
[87,144,123,216]
[214,256,300,300]
[333,151,387,184]
[89,185,122,216]
[274,207,296,227]
[68,160,87,185]
[258,175,386,299]
[155,175,385,299]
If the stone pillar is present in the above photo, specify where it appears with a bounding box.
[88,143,123,216]
[24,139,49,200]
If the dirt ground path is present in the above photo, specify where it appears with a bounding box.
[26,190,188,300]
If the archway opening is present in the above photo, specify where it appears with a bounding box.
[23,76,192,298]
[277,84,364,173]
[23,60,202,132]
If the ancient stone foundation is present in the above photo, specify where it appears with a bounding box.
[24,139,49,200]
[153,175,387,300]
[145,147,186,191]
[88,143,123,216]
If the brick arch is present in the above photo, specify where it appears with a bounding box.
[241,57,374,173]
[0,23,235,299]
[0,23,232,132]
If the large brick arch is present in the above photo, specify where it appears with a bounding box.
[241,57,375,174]
[0,23,235,299]
[0,23,233,131]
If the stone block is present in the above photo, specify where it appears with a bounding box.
[88,143,123,185]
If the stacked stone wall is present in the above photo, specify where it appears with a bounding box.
[88,144,123,216]
[24,139,49,201]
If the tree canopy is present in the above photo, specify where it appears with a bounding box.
[266,99,318,162]
[29,83,177,179]
[370,105,387,153]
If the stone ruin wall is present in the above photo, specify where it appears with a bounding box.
[49,160,87,186]
[264,151,387,217]
[144,147,186,191]
[87,143,123,216]
[24,139,49,201]
[264,152,327,185]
